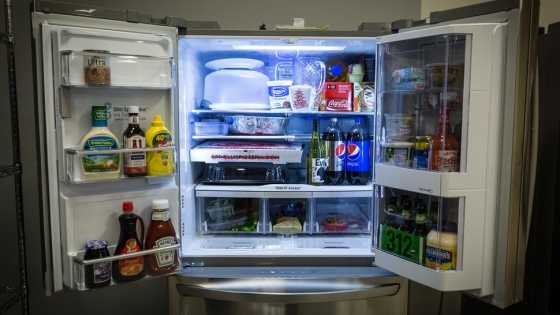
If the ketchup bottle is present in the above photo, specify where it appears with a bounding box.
[113,201,145,282]
[145,199,179,275]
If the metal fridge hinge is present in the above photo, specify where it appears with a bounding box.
[0,163,22,178]
[1,32,14,44]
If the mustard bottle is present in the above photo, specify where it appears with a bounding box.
[146,115,174,176]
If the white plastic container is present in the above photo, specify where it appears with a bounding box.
[382,141,414,167]
[203,58,270,110]
[385,113,414,141]
[226,116,286,135]
[193,120,229,136]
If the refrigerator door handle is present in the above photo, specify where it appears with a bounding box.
[176,279,400,303]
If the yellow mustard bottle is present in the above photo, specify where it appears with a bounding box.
[146,115,174,176]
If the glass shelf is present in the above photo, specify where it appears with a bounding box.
[192,135,302,142]
[192,109,375,117]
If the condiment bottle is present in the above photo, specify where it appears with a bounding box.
[79,105,120,180]
[431,107,459,172]
[113,201,145,282]
[326,59,348,82]
[123,106,147,177]
[424,224,458,270]
[145,115,174,176]
[84,240,111,289]
[145,199,178,275]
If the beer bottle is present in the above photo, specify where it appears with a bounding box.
[308,119,328,185]
[413,198,429,237]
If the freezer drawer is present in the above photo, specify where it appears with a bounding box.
[172,267,407,315]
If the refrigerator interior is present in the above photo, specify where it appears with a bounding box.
[179,37,378,258]
[39,20,180,290]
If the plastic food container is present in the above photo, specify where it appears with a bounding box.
[385,113,414,141]
[203,58,270,110]
[382,141,414,167]
[226,116,286,135]
[193,120,229,136]
[391,67,425,91]
[425,63,464,89]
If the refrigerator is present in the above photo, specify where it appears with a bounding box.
[31,4,529,310]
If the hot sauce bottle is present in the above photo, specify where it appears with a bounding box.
[145,199,179,275]
[113,201,145,282]
[431,107,459,172]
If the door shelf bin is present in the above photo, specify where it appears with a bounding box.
[376,187,463,276]
[71,244,180,291]
[64,146,175,184]
[61,50,172,88]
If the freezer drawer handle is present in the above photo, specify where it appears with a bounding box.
[176,279,399,303]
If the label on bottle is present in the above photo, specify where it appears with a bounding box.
[93,262,111,284]
[124,135,146,173]
[326,140,346,172]
[152,210,170,221]
[117,239,143,276]
[311,157,328,184]
[425,246,455,270]
[153,236,176,268]
[435,150,458,172]
[346,140,370,172]
[82,135,119,173]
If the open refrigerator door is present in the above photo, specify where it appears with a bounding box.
[33,13,182,291]
[373,21,510,295]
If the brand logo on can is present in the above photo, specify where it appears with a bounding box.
[347,143,361,161]
[335,143,346,159]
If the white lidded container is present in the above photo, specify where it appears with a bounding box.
[203,58,270,110]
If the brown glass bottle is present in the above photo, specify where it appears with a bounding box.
[113,201,145,282]
[123,106,147,177]
[145,199,179,275]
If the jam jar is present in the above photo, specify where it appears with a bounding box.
[84,240,111,288]
[84,50,111,85]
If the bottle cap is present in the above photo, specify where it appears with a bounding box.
[85,240,108,250]
[128,106,139,114]
[152,199,169,210]
[151,115,165,127]
[91,105,108,127]
[122,201,134,213]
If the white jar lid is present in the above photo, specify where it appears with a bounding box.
[152,199,169,210]
[128,106,139,114]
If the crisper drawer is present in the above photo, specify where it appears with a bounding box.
[193,188,374,252]
[197,197,261,234]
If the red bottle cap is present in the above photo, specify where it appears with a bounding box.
[122,201,134,213]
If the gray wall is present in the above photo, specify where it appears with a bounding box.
[55,0,420,30]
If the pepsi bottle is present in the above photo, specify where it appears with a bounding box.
[323,118,346,185]
[346,118,371,185]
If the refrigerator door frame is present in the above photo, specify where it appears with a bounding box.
[32,12,182,293]
[372,19,511,295]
